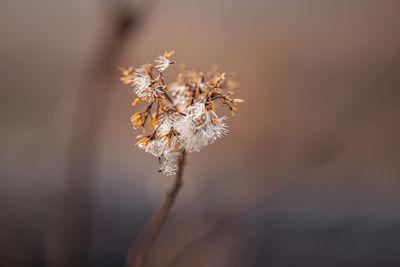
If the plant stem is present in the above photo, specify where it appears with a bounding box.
[126,150,186,267]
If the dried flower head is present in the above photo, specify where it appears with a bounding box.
[155,50,176,72]
[120,51,243,175]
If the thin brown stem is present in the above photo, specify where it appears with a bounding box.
[126,150,186,267]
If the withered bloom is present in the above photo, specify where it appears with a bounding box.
[120,51,243,175]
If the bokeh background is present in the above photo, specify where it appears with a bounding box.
[2,0,400,266]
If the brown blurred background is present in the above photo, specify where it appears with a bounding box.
[1,0,400,266]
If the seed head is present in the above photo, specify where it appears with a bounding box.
[120,51,243,175]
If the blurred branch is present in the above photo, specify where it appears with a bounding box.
[48,1,158,267]
[126,151,186,267]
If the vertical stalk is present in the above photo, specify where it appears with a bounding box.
[48,8,138,267]
[126,151,186,267]
[48,2,159,265]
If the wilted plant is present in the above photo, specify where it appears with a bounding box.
[120,51,243,266]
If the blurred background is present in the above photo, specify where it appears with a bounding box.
[2,0,400,266]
